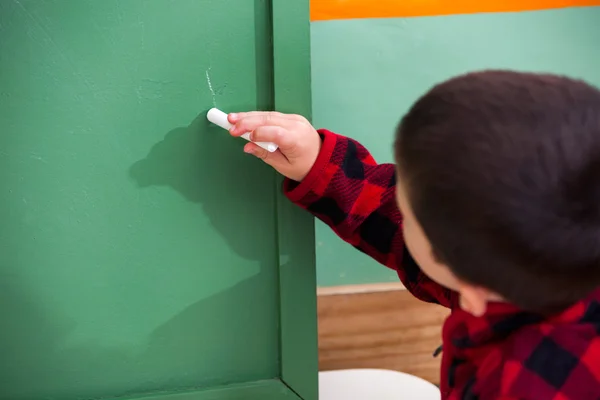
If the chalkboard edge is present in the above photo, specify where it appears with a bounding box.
[109,379,300,400]
[272,0,318,399]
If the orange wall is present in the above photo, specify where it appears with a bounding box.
[311,0,600,21]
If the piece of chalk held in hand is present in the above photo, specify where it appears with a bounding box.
[206,108,278,153]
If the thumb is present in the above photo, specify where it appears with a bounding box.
[244,142,288,169]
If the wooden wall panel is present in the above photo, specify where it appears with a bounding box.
[317,285,450,385]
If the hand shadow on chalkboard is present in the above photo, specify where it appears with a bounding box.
[129,113,273,262]
[0,116,283,400]
[127,114,281,390]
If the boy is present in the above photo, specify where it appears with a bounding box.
[228,70,600,399]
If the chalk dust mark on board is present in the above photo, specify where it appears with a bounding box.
[29,152,47,164]
[205,67,217,107]
[138,2,146,51]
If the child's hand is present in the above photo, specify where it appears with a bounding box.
[228,111,321,182]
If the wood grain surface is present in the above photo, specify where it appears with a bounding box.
[317,284,450,385]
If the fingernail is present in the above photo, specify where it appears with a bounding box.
[228,113,238,120]
[244,148,254,155]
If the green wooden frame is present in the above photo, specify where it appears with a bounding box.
[272,0,317,398]
[121,380,306,400]
[117,1,316,399]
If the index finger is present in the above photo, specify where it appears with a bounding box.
[228,112,299,136]
[229,111,304,123]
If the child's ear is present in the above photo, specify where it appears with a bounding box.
[458,282,490,317]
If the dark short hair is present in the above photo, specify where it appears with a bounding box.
[395,70,600,314]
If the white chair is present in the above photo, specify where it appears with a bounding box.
[319,369,441,399]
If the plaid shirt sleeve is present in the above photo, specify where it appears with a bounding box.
[284,129,457,307]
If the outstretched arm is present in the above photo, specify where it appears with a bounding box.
[229,112,457,307]
[284,129,456,307]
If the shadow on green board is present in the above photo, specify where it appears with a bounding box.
[124,112,280,393]
[124,115,279,391]
[0,116,279,399]
[129,112,268,261]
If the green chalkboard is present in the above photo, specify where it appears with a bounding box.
[0,1,315,399]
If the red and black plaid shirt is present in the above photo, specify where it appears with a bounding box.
[284,129,600,399]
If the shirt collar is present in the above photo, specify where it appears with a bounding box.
[445,288,600,350]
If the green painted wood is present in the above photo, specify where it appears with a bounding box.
[0,1,315,400]
[272,1,318,400]
[310,7,600,286]
[111,380,300,400]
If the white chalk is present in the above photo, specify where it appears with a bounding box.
[207,108,278,153]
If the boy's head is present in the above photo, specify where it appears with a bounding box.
[394,70,600,316]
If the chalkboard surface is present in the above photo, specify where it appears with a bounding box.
[0,1,297,399]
